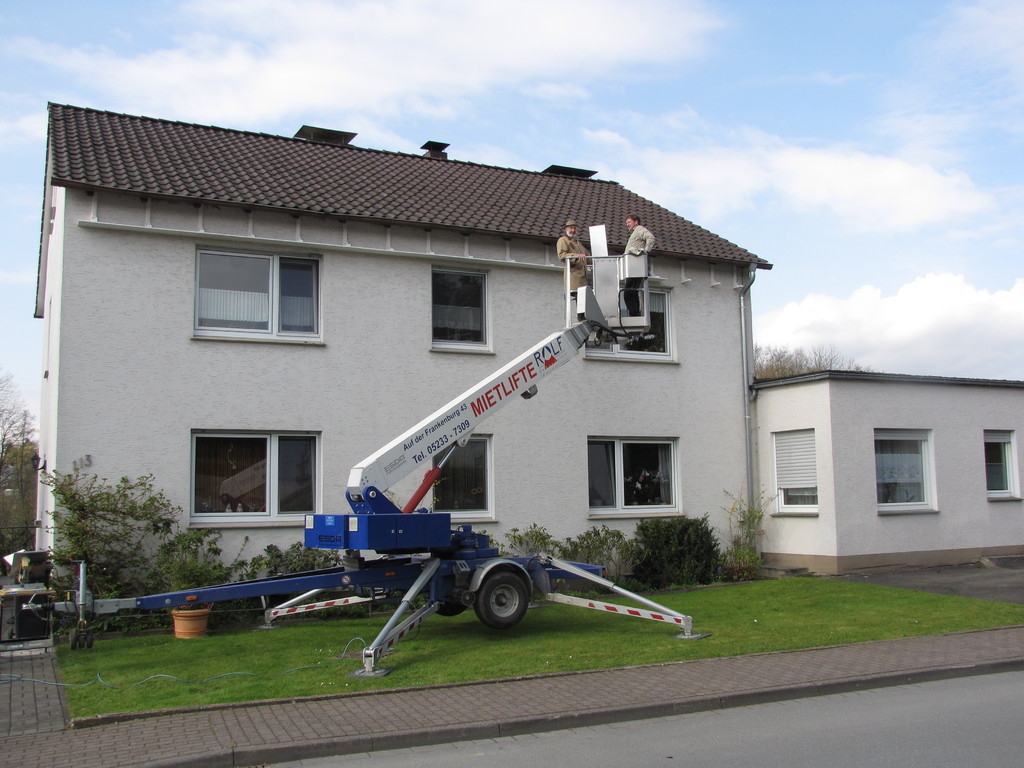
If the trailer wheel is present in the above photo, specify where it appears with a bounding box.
[474,571,529,630]
[435,601,468,616]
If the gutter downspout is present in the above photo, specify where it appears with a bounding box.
[738,263,758,510]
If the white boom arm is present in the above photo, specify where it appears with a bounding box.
[347,320,594,501]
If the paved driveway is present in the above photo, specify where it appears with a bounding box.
[831,556,1024,605]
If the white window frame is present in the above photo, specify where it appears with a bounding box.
[984,430,1020,500]
[195,249,321,341]
[587,437,678,514]
[191,431,318,521]
[585,289,672,360]
[874,429,936,514]
[431,435,493,520]
[431,267,490,351]
[773,429,819,514]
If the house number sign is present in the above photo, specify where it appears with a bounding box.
[72,454,93,471]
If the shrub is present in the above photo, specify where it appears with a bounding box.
[556,525,635,580]
[502,523,559,556]
[243,541,343,579]
[720,491,769,582]
[154,528,240,595]
[721,547,763,582]
[42,471,178,597]
[631,516,720,588]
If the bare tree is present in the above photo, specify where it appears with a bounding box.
[754,344,871,380]
[1,370,38,563]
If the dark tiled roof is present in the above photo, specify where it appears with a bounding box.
[46,103,767,266]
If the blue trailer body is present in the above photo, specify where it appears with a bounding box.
[133,561,427,611]
[304,511,453,552]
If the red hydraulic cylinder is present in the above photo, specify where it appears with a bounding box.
[401,466,443,513]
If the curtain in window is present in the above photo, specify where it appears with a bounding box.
[875,438,924,503]
[197,253,271,330]
[198,288,271,329]
[278,436,315,513]
[432,271,485,342]
[194,436,268,514]
[434,439,487,512]
[280,260,318,333]
[588,441,616,507]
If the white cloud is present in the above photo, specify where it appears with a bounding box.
[766,146,993,231]
[594,133,993,233]
[755,273,1024,380]
[6,0,722,125]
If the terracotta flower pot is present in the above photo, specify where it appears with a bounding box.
[170,606,212,639]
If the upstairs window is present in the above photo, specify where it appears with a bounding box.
[196,251,319,339]
[774,429,818,511]
[984,430,1019,499]
[586,291,670,358]
[432,269,487,347]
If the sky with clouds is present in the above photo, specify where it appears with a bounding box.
[1,0,1022,419]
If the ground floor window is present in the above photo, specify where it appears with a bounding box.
[875,429,934,511]
[192,432,316,519]
[984,430,1018,499]
[432,436,491,519]
[774,429,819,510]
[588,438,675,511]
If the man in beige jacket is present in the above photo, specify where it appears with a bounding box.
[556,218,590,292]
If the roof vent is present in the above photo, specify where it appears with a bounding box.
[294,126,358,146]
[542,164,598,179]
[421,141,450,160]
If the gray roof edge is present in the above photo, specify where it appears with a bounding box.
[753,370,1024,390]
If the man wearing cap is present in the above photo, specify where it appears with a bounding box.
[556,219,590,292]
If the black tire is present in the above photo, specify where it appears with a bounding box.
[435,601,468,617]
[473,571,529,630]
[68,629,79,649]
[85,628,95,648]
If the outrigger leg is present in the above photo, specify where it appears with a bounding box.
[540,555,711,640]
[352,558,442,678]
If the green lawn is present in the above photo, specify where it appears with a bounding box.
[58,578,1024,719]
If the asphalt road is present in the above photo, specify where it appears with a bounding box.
[275,671,1024,768]
[829,555,1024,604]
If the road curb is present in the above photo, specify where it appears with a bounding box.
[180,655,1024,768]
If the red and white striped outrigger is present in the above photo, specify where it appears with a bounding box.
[263,591,374,627]
[539,555,710,640]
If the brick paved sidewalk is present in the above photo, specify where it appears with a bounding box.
[3,626,1024,768]
[1,643,67,738]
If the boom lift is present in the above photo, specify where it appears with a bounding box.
[56,226,708,674]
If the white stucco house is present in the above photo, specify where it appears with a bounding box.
[33,104,767,566]
[33,104,1023,575]
[754,372,1024,573]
